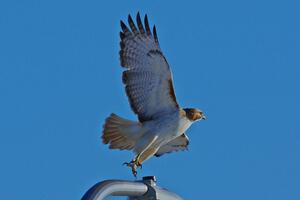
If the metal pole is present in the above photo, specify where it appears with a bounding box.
[81,176,183,200]
[81,180,147,200]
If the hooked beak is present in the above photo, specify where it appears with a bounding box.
[201,115,206,120]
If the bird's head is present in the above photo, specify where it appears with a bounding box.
[183,108,206,122]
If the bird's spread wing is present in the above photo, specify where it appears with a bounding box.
[155,133,189,157]
[120,13,179,122]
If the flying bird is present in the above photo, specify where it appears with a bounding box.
[102,13,206,176]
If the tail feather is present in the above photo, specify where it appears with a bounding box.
[102,113,142,150]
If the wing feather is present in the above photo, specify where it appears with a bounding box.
[120,13,179,122]
[128,14,138,34]
[144,15,152,36]
[153,25,159,44]
[136,12,145,34]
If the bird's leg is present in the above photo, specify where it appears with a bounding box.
[123,136,158,177]
[135,154,143,169]
[123,155,142,177]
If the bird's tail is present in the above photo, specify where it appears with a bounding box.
[102,113,143,150]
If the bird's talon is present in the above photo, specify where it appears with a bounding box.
[123,159,141,177]
[133,170,137,177]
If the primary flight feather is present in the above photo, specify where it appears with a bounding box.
[102,13,206,176]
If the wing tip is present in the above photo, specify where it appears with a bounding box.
[128,14,138,33]
[136,12,145,34]
[144,14,152,36]
[153,25,159,44]
[120,13,160,44]
[120,20,130,33]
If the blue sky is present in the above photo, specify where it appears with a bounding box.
[0,0,300,199]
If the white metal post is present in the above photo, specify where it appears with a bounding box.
[81,176,183,200]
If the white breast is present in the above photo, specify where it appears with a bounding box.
[143,113,192,146]
[178,117,192,134]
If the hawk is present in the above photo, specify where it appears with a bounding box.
[102,13,206,176]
